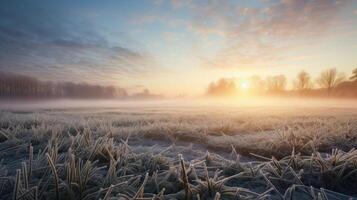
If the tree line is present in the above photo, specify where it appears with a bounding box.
[207,68,357,97]
[0,71,128,99]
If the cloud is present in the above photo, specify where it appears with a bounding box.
[0,0,155,85]
[174,0,354,69]
[188,0,350,37]
[254,0,345,37]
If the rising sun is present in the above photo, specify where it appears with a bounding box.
[240,80,250,90]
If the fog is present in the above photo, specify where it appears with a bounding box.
[1,97,357,113]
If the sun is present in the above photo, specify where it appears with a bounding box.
[240,80,250,90]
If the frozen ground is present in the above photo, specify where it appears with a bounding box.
[0,100,357,199]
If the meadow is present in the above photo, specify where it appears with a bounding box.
[1,101,357,199]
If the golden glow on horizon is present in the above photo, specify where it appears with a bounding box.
[240,80,250,91]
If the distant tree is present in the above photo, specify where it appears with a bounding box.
[131,89,162,99]
[249,75,265,94]
[0,71,127,99]
[266,75,286,94]
[317,68,345,96]
[206,78,236,96]
[350,68,357,82]
[293,71,312,93]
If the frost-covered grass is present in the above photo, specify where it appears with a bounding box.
[0,106,357,199]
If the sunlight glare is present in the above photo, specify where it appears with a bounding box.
[240,80,250,90]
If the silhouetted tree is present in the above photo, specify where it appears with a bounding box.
[266,75,286,94]
[317,68,345,96]
[249,75,265,94]
[131,89,162,99]
[206,78,236,96]
[0,71,127,99]
[293,71,312,94]
[350,68,357,82]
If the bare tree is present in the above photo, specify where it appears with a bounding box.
[350,68,357,82]
[206,78,236,96]
[317,68,345,96]
[266,75,286,94]
[293,71,312,93]
[249,75,265,94]
[0,71,126,99]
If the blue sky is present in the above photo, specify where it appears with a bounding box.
[0,0,356,95]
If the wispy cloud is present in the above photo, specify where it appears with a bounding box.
[171,0,355,69]
[187,0,351,37]
[0,1,156,85]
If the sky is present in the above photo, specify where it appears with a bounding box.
[0,0,356,96]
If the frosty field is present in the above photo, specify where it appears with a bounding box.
[1,102,357,200]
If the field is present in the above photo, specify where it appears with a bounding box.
[1,101,357,200]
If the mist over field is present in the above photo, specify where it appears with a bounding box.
[1,97,357,111]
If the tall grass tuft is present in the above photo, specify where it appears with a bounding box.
[46,153,59,200]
